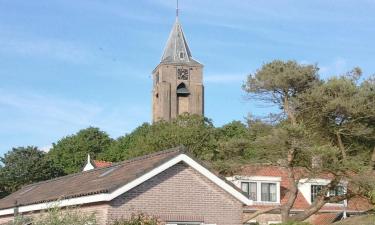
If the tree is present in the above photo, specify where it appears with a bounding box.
[243,60,320,125]
[297,71,375,160]
[243,60,375,222]
[0,146,64,195]
[48,127,114,174]
[101,114,217,162]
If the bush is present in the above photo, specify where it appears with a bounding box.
[112,213,162,225]
[7,205,96,225]
[279,222,312,225]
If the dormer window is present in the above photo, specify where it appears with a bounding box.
[311,185,345,203]
[229,176,281,203]
[179,52,185,59]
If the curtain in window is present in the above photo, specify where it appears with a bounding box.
[261,183,277,202]
[249,182,257,201]
[269,183,277,202]
[241,182,257,201]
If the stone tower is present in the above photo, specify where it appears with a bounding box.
[152,17,204,122]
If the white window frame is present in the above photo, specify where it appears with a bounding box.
[228,176,281,204]
[298,178,347,206]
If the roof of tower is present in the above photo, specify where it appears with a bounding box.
[160,18,202,66]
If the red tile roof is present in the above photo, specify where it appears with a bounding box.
[237,164,372,212]
[93,160,112,168]
[309,213,338,225]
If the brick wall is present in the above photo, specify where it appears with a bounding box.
[0,215,13,224]
[108,162,244,225]
[0,203,109,225]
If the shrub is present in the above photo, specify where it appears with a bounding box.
[112,213,162,225]
[279,222,312,225]
[7,205,96,225]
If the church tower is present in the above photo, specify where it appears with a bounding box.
[152,15,204,122]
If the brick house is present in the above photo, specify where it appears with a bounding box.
[0,147,371,225]
[228,165,372,225]
[0,147,252,225]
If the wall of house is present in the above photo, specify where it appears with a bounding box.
[249,213,282,225]
[0,203,109,225]
[107,162,244,225]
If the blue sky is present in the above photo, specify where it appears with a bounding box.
[1,0,374,156]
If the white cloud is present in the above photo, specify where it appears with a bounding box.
[0,36,93,64]
[0,88,150,152]
[0,89,102,126]
[319,58,349,78]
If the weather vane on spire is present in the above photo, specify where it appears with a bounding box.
[176,0,179,17]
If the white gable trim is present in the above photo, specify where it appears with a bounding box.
[0,153,252,216]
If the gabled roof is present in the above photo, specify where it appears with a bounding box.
[160,18,201,66]
[0,146,251,216]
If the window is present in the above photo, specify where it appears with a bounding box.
[261,183,277,202]
[311,185,324,202]
[311,185,345,203]
[241,182,257,201]
[233,177,281,203]
[179,52,185,59]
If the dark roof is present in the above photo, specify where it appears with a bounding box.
[160,18,202,66]
[0,147,184,210]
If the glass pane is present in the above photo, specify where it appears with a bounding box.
[269,183,277,202]
[311,185,324,202]
[241,182,249,194]
[249,182,257,201]
[260,183,277,202]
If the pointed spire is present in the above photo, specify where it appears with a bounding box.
[161,18,192,64]
[160,6,201,66]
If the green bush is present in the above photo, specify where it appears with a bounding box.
[112,213,162,225]
[279,222,312,225]
[7,205,96,225]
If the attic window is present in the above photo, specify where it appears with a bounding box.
[98,166,119,178]
[179,52,184,59]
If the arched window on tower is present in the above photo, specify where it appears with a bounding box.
[176,83,189,115]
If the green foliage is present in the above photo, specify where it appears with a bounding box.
[7,206,96,225]
[48,127,114,174]
[296,74,375,162]
[111,213,162,225]
[101,114,217,162]
[279,222,311,225]
[0,146,64,195]
[243,60,320,106]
